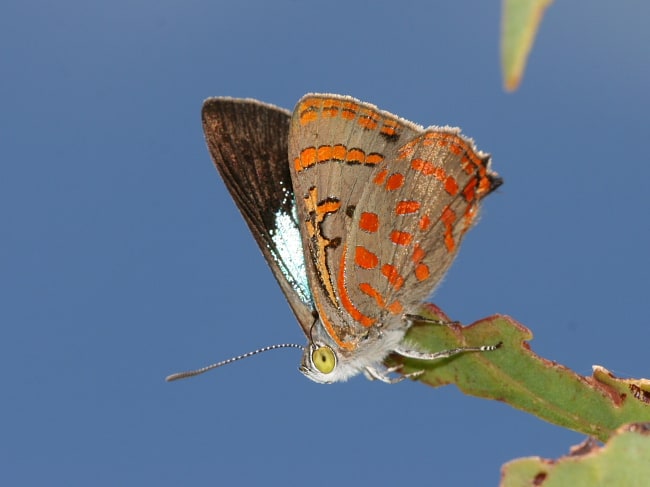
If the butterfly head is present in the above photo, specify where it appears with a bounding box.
[299,342,357,384]
[297,316,363,383]
[298,320,407,383]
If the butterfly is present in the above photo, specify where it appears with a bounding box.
[168,94,501,384]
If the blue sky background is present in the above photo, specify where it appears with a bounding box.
[2,1,649,485]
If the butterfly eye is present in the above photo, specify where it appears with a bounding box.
[312,346,336,374]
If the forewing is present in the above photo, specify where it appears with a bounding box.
[202,97,314,330]
[288,94,420,345]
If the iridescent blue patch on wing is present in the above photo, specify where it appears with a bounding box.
[269,192,311,306]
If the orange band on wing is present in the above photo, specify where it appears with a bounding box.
[312,292,355,351]
[338,245,376,328]
[297,97,403,138]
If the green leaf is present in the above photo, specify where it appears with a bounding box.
[387,303,650,441]
[501,0,553,91]
[501,423,650,487]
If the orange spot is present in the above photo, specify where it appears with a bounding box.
[359,212,379,232]
[359,282,385,307]
[411,159,447,182]
[396,200,420,215]
[300,111,318,124]
[365,153,384,165]
[463,178,477,202]
[299,147,317,169]
[298,101,320,124]
[355,246,378,269]
[386,173,404,191]
[317,145,333,162]
[318,200,341,215]
[338,246,376,328]
[441,206,456,226]
[301,99,321,110]
[382,264,404,290]
[478,175,492,195]
[424,132,454,147]
[322,99,341,109]
[445,234,456,252]
[415,263,430,281]
[424,132,461,149]
[387,301,403,315]
[332,144,347,161]
[293,157,302,172]
[347,148,365,163]
[412,244,426,263]
[381,121,399,137]
[422,133,435,146]
[373,169,388,185]
[358,112,379,130]
[462,204,477,232]
[341,102,359,120]
[419,214,431,231]
[322,99,340,118]
[450,144,463,155]
[441,206,457,252]
[411,158,434,175]
[359,282,403,315]
[390,230,412,246]
[445,176,459,195]
[411,159,454,192]
[469,153,482,167]
[461,152,483,174]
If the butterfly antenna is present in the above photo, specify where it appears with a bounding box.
[165,343,305,382]
[308,314,319,344]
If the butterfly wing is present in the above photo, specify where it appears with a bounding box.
[289,94,501,351]
[202,98,315,330]
[288,94,421,348]
[343,128,502,326]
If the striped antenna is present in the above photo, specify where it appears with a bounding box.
[165,343,305,382]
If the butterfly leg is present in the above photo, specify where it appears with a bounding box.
[403,313,459,326]
[395,341,502,361]
[400,314,502,360]
[363,365,425,384]
[377,342,501,383]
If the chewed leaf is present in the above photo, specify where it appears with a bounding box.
[592,366,650,407]
[387,303,650,441]
[501,423,650,486]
